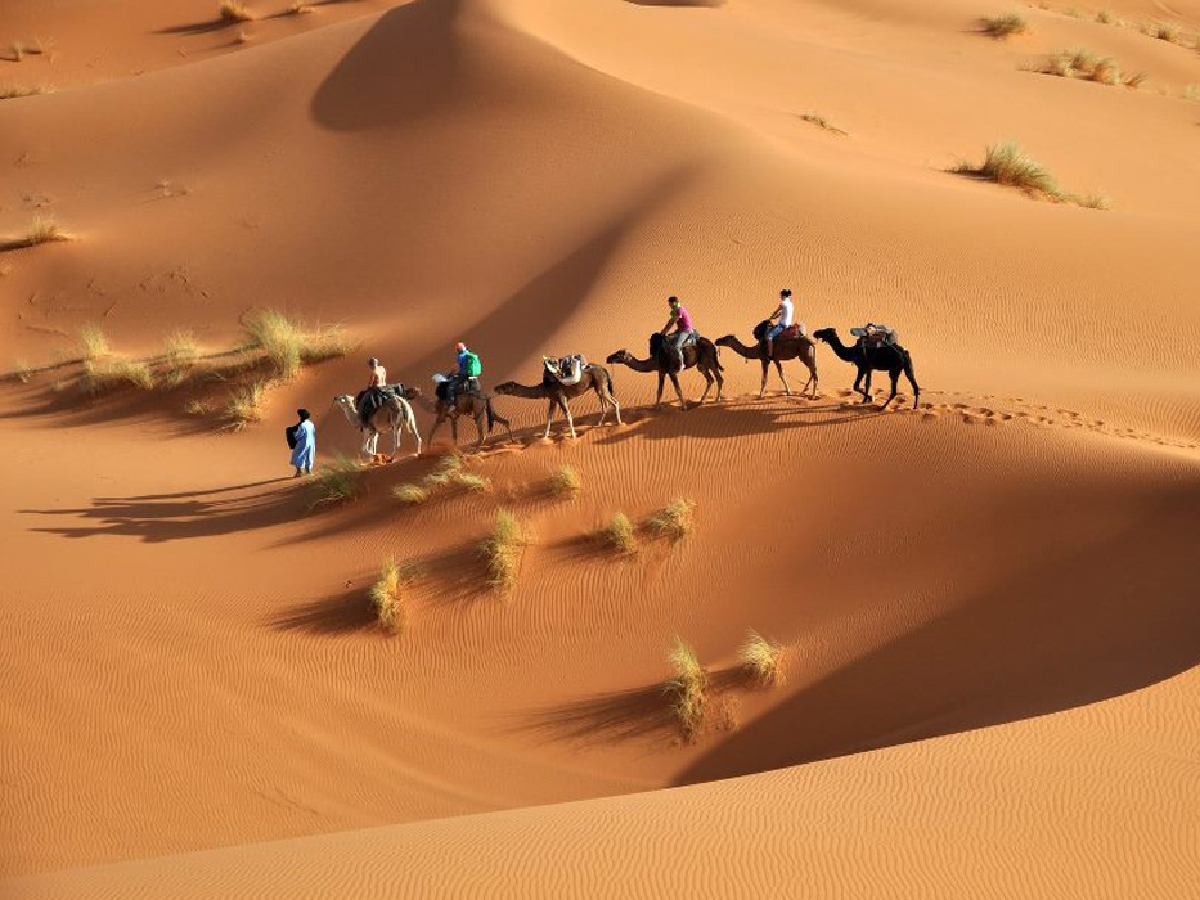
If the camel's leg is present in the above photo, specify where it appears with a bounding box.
[426,415,444,451]
[450,416,460,448]
[713,367,724,401]
[474,409,487,452]
[543,399,555,440]
[391,421,401,459]
[592,387,609,428]
[697,368,714,404]
[561,398,576,439]
[807,355,820,399]
[672,372,687,408]
[859,367,874,403]
[758,360,769,399]
[774,360,792,396]
[880,370,900,410]
[904,361,920,409]
[612,397,622,425]
[654,372,666,409]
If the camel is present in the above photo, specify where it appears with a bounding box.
[715,320,819,399]
[494,362,622,439]
[333,389,422,463]
[812,327,920,410]
[605,333,724,409]
[420,382,514,452]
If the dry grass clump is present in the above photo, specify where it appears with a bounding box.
[370,557,406,635]
[310,453,365,508]
[79,358,155,395]
[241,309,348,380]
[648,498,696,541]
[606,512,638,554]
[482,509,525,592]
[550,464,582,496]
[184,398,213,416]
[288,1,315,13]
[1076,193,1113,210]
[79,324,110,360]
[2,216,73,248]
[453,471,491,492]
[1148,21,1181,43]
[1045,48,1145,87]
[739,630,785,686]
[799,112,848,136]
[219,1,255,23]
[161,329,200,387]
[981,13,1028,38]
[665,636,708,739]
[0,83,53,100]
[13,360,34,384]
[1184,84,1200,101]
[1095,9,1118,25]
[222,379,268,430]
[954,142,1111,210]
[392,483,429,505]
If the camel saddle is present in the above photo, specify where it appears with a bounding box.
[776,324,803,340]
[850,324,898,348]
[544,354,585,386]
[355,384,404,427]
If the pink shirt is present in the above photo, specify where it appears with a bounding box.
[677,306,693,331]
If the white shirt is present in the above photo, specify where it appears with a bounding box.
[779,298,794,328]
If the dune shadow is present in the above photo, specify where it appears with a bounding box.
[674,480,1200,786]
[24,478,301,543]
[269,584,378,635]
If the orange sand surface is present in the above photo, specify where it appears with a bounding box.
[2,0,1199,895]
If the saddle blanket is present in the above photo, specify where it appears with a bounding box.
[545,354,586,386]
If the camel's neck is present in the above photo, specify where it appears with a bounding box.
[723,338,761,360]
[825,335,858,361]
[501,382,547,399]
[336,401,360,426]
[617,355,659,373]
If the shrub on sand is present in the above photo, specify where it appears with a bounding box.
[309,453,365,508]
[606,512,638,554]
[241,309,347,380]
[1076,193,1112,210]
[392,483,429,505]
[222,379,268,430]
[423,454,463,487]
[1150,21,1181,43]
[739,630,785,686]
[79,324,110,360]
[287,1,314,13]
[161,329,199,387]
[1095,9,1117,25]
[799,112,848,136]
[219,1,255,23]
[551,464,582,496]
[5,216,72,247]
[452,471,491,493]
[954,140,1062,199]
[79,357,155,394]
[981,13,1028,38]
[184,398,213,416]
[482,509,524,592]
[14,360,34,384]
[665,636,708,739]
[648,498,696,541]
[0,84,54,101]
[370,557,405,635]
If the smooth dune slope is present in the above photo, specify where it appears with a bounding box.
[1,0,1198,893]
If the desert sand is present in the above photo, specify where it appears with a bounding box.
[2,0,1199,896]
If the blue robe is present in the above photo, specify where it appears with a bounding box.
[291,419,315,472]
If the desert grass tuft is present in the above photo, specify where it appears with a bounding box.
[482,509,525,592]
[1074,193,1113,210]
[739,630,785,686]
[222,379,268,430]
[79,324,110,361]
[1095,9,1118,25]
[550,464,582,496]
[219,1,255,23]
[1150,21,1181,42]
[605,512,638,554]
[184,398,213,416]
[241,309,348,380]
[287,1,314,12]
[79,357,155,394]
[370,557,406,635]
[392,483,430,505]
[4,216,73,247]
[953,140,1062,199]
[451,471,491,493]
[799,112,848,136]
[981,13,1028,38]
[1044,48,1144,88]
[309,453,365,508]
[0,83,53,100]
[13,360,34,384]
[1184,84,1199,101]
[161,329,200,387]
[648,497,696,541]
[423,453,463,487]
[665,636,708,739]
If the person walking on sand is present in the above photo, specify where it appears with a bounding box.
[291,408,315,476]
[660,295,695,371]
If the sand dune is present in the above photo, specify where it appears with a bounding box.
[1,0,1198,894]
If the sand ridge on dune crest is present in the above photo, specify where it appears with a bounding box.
[1,0,1199,893]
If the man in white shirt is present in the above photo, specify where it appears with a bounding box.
[765,288,797,357]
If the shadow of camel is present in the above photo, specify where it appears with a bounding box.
[674,481,1200,786]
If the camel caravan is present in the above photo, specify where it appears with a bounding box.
[331,291,920,463]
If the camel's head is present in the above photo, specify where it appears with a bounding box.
[493,381,518,395]
[401,385,422,400]
[606,350,630,365]
[332,394,354,408]
[714,335,737,349]
[811,327,836,345]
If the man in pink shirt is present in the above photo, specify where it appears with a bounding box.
[660,295,695,371]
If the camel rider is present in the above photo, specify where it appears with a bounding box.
[660,295,695,371]
[448,342,482,404]
[765,288,796,357]
[358,357,389,426]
